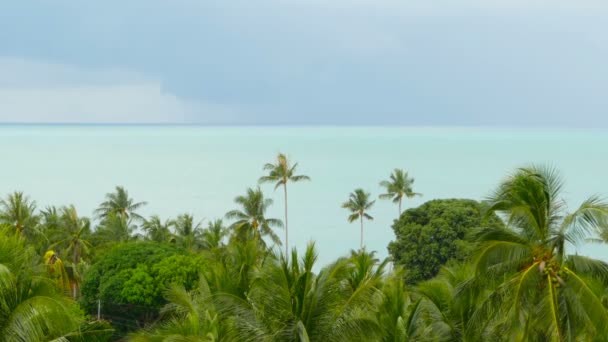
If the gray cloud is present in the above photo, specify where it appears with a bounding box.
[0,1,607,125]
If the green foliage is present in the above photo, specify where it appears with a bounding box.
[389,199,504,284]
[3,163,608,342]
[379,168,421,215]
[469,165,608,340]
[80,242,187,333]
[94,186,147,221]
[121,265,157,305]
[0,191,41,242]
[173,213,204,251]
[0,228,112,341]
[225,187,283,246]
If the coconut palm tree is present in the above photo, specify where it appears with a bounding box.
[217,242,382,341]
[379,169,421,216]
[377,270,437,342]
[94,186,147,221]
[0,227,113,341]
[225,187,283,247]
[201,219,229,250]
[49,205,93,266]
[0,191,40,238]
[94,212,138,245]
[415,263,485,341]
[471,165,608,340]
[173,213,204,251]
[259,153,310,257]
[342,189,375,249]
[142,215,174,243]
[129,279,225,341]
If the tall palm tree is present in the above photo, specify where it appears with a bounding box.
[0,191,40,238]
[342,189,375,249]
[142,215,174,243]
[94,186,147,221]
[379,169,421,216]
[470,165,608,340]
[259,153,310,257]
[173,213,203,251]
[225,187,283,247]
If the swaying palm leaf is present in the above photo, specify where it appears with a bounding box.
[379,169,421,216]
[173,213,204,251]
[217,243,382,341]
[94,186,147,221]
[0,191,41,240]
[470,165,608,340]
[226,187,283,247]
[142,215,174,243]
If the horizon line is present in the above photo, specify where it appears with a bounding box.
[0,122,604,130]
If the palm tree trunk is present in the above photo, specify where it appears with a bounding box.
[73,249,79,300]
[284,184,289,258]
[360,214,364,250]
[399,197,402,216]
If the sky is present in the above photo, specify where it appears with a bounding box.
[0,0,607,126]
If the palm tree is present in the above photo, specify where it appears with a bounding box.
[414,263,483,341]
[142,215,174,243]
[94,212,138,245]
[218,242,382,341]
[225,187,283,247]
[470,165,608,340]
[342,189,375,249]
[0,227,113,341]
[49,205,93,266]
[173,213,203,251]
[94,186,147,221]
[377,270,435,341]
[259,153,310,257]
[379,169,421,216]
[130,279,225,341]
[0,191,40,238]
[201,219,229,250]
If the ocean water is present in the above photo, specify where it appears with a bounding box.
[1,125,607,266]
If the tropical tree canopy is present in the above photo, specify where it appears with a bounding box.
[2,164,608,341]
[388,199,504,284]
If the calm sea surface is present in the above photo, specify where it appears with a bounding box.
[1,125,607,265]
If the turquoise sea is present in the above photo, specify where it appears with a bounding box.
[1,125,607,265]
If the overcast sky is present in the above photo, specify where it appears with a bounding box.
[0,0,607,126]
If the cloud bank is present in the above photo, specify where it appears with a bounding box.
[0,58,236,123]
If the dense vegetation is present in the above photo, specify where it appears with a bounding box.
[389,199,504,284]
[1,157,608,341]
